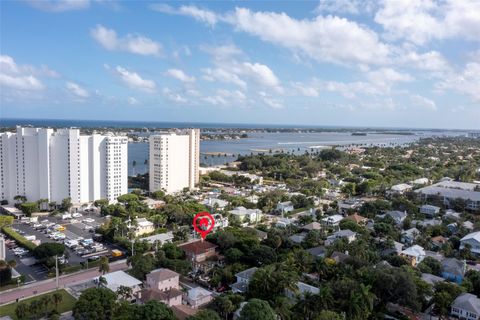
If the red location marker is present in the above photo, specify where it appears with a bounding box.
[193,212,215,240]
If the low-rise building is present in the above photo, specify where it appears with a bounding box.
[213,213,229,229]
[139,268,183,307]
[231,267,257,294]
[186,287,213,308]
[306,246,326,258]
[178,240,217,263]
[302,222,322,231]
[325,229,356,246]
[401,228,420,245]
[441,258,466,284]
[420,204,441,218]
[277,201,294,214]
[337,198,363,214]
[380,210,407,225]
[286,282,319,300]
[389,183,413,195]
[133,218,155,237]
[343,213,368,226]
[141,232,174,246]
[460,231,480,255]
[451,293,480,320]
[202,198,229,211]
[400,245,425,266]
[229,207,262,224]
[97,271,142,299]
[415,181,480,212]
[322,214,344,227]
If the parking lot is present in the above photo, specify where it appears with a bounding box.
[3,210,116,282]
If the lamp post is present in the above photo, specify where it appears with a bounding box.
[55,254,59,290]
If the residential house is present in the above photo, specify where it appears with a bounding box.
[461,231,480,255]
[431,235,448,249]
[275,217,295,228]
[97,271,142,300]
[178,240,218,263]
[415,181,480,212]
[277,201,294,214]
[231,267,257,294]
[229,207,262,225]
[302,222,322,232]
[445,209,462,221]
[330,251,350,264]
[322,214,344,227]
[286,282,320,300]
[421,273,445,286]
[142,198,166,210]
[420,205,441,218]
[343,213,368,226]
[400,245,426,266]
[441,258,466,284]
[213,213,229,230]
[337,198,363,214]
[451,293,480,320]
[401,228,420,245]
[382,210,408,225]
[325,229,356,246]
[306,246,326,258]
[289,233,307,244]
[172,305,199,320]
[186,287,213,308]
[133,218,155,237]
[138,268,183,307]
[142,232,174,246]
[412,178,430,186]
[464,221,475,231]
[389,183,413,195]
[202,198,229,211]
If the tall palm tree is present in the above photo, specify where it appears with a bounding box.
[97,275,107,288]
[98,256,110,275]
[52,292,63,311]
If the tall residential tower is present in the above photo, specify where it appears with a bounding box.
[149,129,199,194]
[0,126,128,204]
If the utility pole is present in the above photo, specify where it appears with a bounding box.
[55,255,59,290]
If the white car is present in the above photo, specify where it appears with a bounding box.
[72,213,82,218]
[82,218,95,223]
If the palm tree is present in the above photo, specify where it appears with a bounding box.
[40,294,53,317]
[52,292,63,311]
[15,302,30,320]
[98,256,110,275]
[116,285,133,301]
[97,275,107,288]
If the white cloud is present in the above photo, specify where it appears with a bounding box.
[66,81,89,98]
[437,61,480,102]
[410,94,438,111]
[291,82,320,97]
[200,44,243,62]
[165,69,195,83]
[202,68,247,89]
[26,0,90,12]
[113,66,156,92]
[150,4,218,26]
[366,67,413,90]
[375,0,480,45]
[127,97,139,105]
[0,55,45,91]
[400,50,450,74]
[90,25,162,56]
[163,88,188,103]
[239,62,281,90]
[226,7,391,65]
[315,0,376,15]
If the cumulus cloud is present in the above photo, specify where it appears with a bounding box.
[410,94,438,111]
[112,66,156,92]
[90,25,162,56]
[26,0,90,12]
[66,81,89,98]
[163,87,188,103]
[315,0,377,15]
[437,61,480,102]
[127,97,139,105]
[375,0,480,45]
[400,50,450,74]
[165,69,195,83]
[0,55,46,91]
[203,89,247,107]
[365,68,413,90]
[202,67,247,89]
[150,4,218,26]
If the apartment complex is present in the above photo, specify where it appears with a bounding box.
[0,126,127,205]
[149,129,199,194]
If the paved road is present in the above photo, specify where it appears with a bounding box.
[0,259,129,305]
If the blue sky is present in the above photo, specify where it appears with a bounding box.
[1,0,479,129]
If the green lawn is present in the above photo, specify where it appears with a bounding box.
[0,289,76,320]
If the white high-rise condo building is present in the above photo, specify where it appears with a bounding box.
[149,129,199,194]
[0,126,128,205]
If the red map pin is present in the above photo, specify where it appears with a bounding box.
[193,212,215,240]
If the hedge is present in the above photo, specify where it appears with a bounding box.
[1,226,37,251]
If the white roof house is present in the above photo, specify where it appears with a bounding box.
[460,231,480,255]
[400,245,426,266]
[451,293,480,320]
[98,271,142,294]
[229,207,262,224]
[390,183,412,194]
[141,232,174,244]
[186,287,213,308]
[322,214,344,226]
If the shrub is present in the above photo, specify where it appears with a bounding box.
[1,227,37,251]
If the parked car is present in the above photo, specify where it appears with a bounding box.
[72,213,82,218]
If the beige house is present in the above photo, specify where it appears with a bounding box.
[138,268,183,307]
[134,218,155,237]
